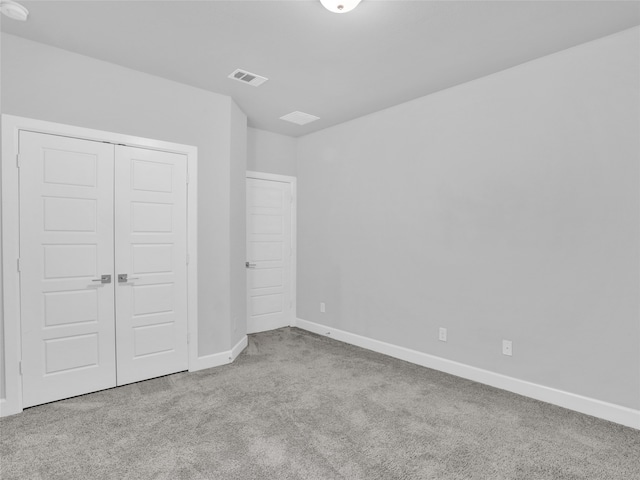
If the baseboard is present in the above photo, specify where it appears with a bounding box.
[190,335,248,372]
[294,318,640,430]
[231,335,249,361]
[0,398,22,418]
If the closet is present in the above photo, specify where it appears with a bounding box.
[19,131,188,408]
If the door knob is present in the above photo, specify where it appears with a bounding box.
[118,273,139,283]
[245,262,256,269]
[91,274,111,284]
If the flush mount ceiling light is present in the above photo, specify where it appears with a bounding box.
[320,0,362,14]
[0,0,29,21]
[280,111,320,126]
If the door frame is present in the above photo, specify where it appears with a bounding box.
[245,171,297,332]
[1,115,199,416]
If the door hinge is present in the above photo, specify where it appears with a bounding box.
[16,154,21,169]
[186,172,190,185]
[186,253,190,265]
[19,361,22,375]
[187,334,190,345]
[17,258,21,272]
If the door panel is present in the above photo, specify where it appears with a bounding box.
[20,132,116,408]
[114,146,188,385]
[246,178,292,333]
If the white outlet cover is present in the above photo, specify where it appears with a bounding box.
[502,340,513,356]
[439,327,447,342]
[320,302,326,313]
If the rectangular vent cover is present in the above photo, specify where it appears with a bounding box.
[280,111,320,126]
[228,69,268,87]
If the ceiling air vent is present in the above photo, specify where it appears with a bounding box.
[228,69,268,87]
[280,111,320,126]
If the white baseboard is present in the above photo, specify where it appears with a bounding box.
[0,398,22,417]
[294,318,640,430]
[190,335,248,372]
[231,335,249,361]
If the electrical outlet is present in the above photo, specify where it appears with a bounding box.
[502,340,513,356]
[320,302,326,313]
[439,327,447,342]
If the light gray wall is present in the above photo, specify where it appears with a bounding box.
[296,27,640,409]
[0,34,246,391]
[247,127,297,177]
[230,101,248,346]
[0,166,4,399]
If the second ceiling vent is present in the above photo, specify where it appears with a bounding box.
[228,69,268,87]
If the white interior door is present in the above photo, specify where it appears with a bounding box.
[19,132,117,408]
[246,178,293,333]
[114,146,189,385]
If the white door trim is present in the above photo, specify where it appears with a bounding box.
[245,171,297,330]
[1,115,199,417]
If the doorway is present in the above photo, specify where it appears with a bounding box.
[245,172,296,334]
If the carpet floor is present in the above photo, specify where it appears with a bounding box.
[1,327,638,479]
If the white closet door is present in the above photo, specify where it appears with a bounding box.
[246,178,293,333]
[20,132,116,408]
[114,146,188,385]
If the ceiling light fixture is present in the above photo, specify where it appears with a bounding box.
[280,111,320,126]
[0,0,29,21]
[320,0,362,14]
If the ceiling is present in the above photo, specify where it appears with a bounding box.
[2,0,639,137]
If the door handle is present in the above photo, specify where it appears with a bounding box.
[245,262,257,269]
[118,273,140,283]
[91,275,112,284]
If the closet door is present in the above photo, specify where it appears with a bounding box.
[20,132,116,408]
[114,146,189,385]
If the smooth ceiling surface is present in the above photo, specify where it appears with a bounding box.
[2,1,639,137]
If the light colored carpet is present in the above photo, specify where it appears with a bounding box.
[0,327,638,479]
